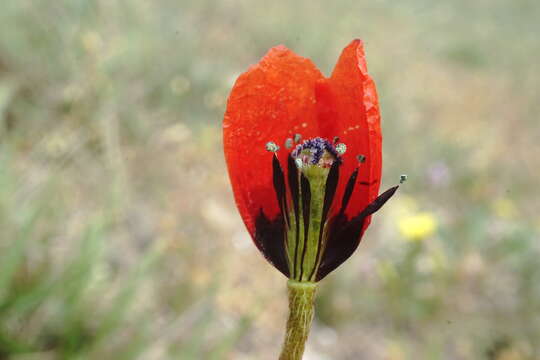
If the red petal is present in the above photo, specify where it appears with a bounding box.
[316,39,382,225]
[223,46,325,236]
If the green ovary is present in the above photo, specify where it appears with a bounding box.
[286,165,330,282]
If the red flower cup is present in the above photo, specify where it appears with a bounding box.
[224,39,398,282]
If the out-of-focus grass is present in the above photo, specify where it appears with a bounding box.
[0,0,539,359]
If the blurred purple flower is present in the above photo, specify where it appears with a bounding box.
[426,161,450,187]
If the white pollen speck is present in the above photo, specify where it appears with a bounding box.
[265,142,279,152]
[301,122,308,128]
[335,143,347,155]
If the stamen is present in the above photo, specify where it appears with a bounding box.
[287,155,301,279]
[266,141,280,152]
[335,143,346,155]
[285,138,293,149]
[357,154,366,163]
[295,158,303,169]
[340,168,358,214]
[294,133,302,143]
[400,174,408,184]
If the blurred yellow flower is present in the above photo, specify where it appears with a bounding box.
[204,91,226,109]
[492,198,518,219]
[81,31,103,54]
[170,75,191,95]
[398,212,437,241]
[494,347,526,360]
[386,341,405,360]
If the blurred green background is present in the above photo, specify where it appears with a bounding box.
[0,0,539,359]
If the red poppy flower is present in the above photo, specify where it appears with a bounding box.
[223,39,398,282]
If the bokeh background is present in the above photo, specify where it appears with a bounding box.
[1,0,539,359]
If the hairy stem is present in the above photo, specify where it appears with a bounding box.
[279,280,317,360]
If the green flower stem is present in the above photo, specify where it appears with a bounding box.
[279,280,317,360]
